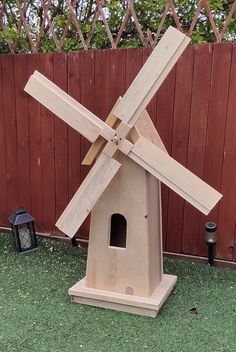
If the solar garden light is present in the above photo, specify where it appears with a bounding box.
[71,236,77,247]
[205,222,217,266]
[8,207,38,254]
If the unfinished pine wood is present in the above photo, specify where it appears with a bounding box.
[82,97,122,165]
[69,274,177,317]
[129,136,222,215]
[85,115,166,298]
[112,27,190,127]
[83,107,168,165]
[25,72,104,143]
[56,153,121,237]
[33,70,106,134]
[135,110,167,153]
[85,152,162,296]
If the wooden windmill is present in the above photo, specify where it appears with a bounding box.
[25,27,222,317]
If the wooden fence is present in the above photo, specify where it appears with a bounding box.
[0,42,236,261]
[1,0,236,53]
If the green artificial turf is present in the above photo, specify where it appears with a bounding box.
[0,233,236,352]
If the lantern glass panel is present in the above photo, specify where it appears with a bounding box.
[18,223,32,250]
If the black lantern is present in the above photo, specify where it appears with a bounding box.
[205,222,217,266]
[8,207,38,254]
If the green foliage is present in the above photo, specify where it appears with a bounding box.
[0,0,235,53]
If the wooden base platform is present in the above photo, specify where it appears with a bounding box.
[68,274,177,317]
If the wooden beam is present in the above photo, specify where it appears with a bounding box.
[112,27,190,127]
[129,136,222,215]
[82,106,168,165]
[25,72,107,143]
[82,97,122,165]
[56,153,121,237]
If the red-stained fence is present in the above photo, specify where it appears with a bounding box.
[0,43,236,261]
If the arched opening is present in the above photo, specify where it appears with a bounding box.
[109,213,127,248]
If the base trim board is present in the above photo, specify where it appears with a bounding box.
[69,274,177,317]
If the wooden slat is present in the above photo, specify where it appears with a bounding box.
[54,52,69,221]
[40,53,56,231]
[0,56,8,225]
[80,51,96,238]
[125,47,143,90]
[81,49,111,166]
[182,44,212,255]
[2,55,19,216]
[82,97,122,166]
[82,101,164,166]
[27,54,43,231]
[166,45,194,254]
[94,49,111,121]
[198,43,232,258]
[15,54,31,212]
[81,136,105,166]
[109,49,126,110]
[156,64,176,251]
[113,27,190,127]
[56,154,121,238]
[129,136,222,215]
[217,43,236,261]
[24,71,103,143]
[67,52,81,200]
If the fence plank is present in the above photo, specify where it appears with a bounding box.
[80,51,95,238]
[109,49,126,110]
[198,43,232,259]
[14,55,31,213]
[39,53,56,232]
[67,52,81,237]
[2,55,19,217]
[166,46,194,253]
[156,66,176,250]
[0,56,8,225]
[54,52,69,221]
[125,48,143,89]
[143,48,157,125]
[217,43,236,261]
[182,44,212,255]
[27,54,43,231]
[95,50,110,121]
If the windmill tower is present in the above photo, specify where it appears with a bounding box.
[25,27,222,317]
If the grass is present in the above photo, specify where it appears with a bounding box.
[0,233,236,352]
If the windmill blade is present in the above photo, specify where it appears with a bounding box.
[129,136,222,215]
[25,71,110,143]
[56,154,121,238]
[112,27,190,127]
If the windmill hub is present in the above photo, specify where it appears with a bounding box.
[110,133,122,146]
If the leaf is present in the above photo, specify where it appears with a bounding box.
[189,307,198,314]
